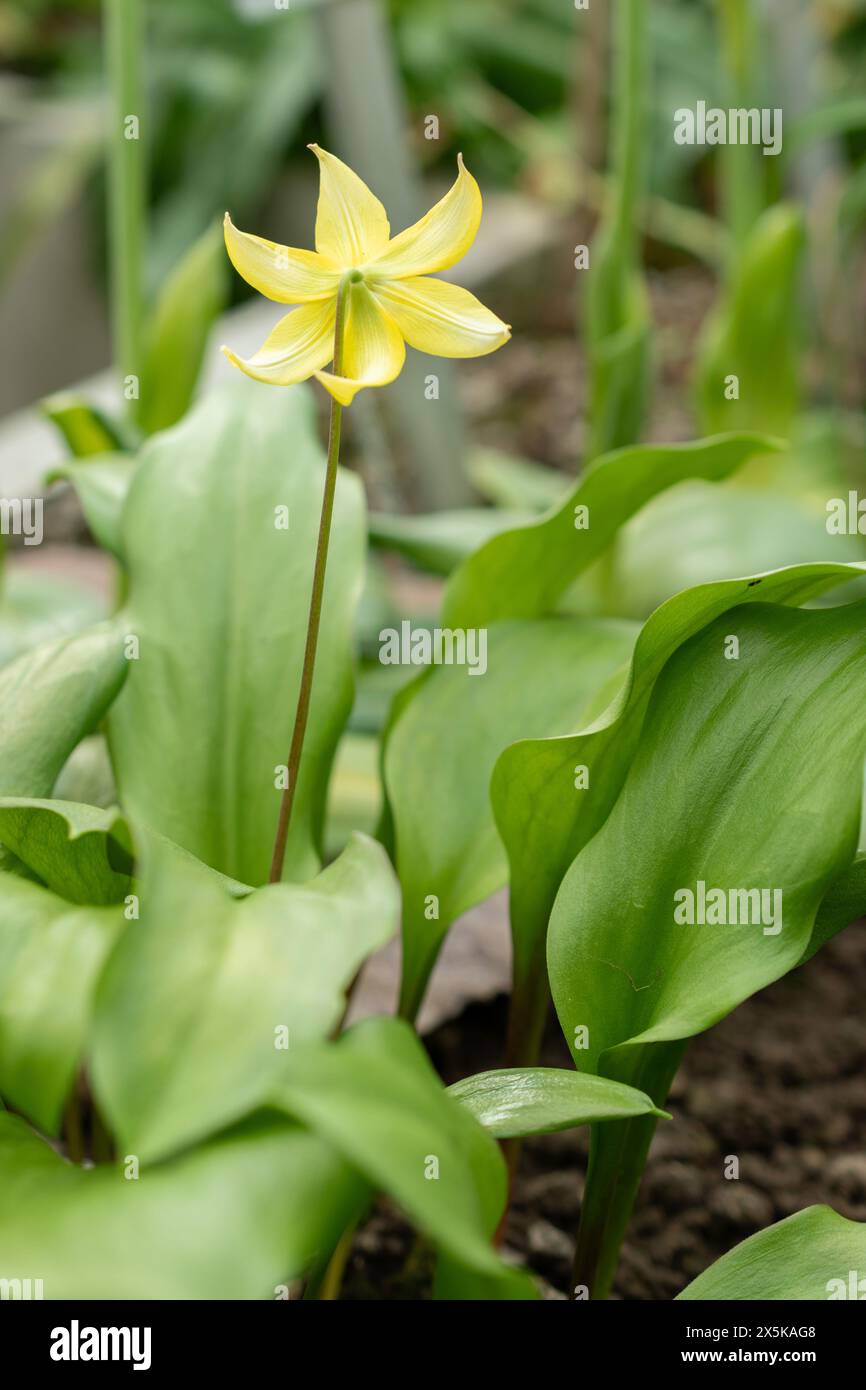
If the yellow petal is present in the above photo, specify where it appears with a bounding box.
[224,214,339,303]
[372,276,510,358]
[315,281,405,406]
[308,144,390,268]
[367,154,482,279]
[222,300,336,386]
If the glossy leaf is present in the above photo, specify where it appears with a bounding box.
[0,876,123,1132]
[92,831,399,1163]
[108,379,365,885]
[678,1206,866,1301]
[0,1112,366,1299]
[448,1067,667,1139]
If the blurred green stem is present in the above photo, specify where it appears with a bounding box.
[103,0,146,422]
[717,0,764,252]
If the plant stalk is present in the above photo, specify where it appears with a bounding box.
[268,281,350,884]
[571,1041,685,1299]
[103,0,146,421]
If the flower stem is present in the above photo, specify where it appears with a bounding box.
[268,282,350,884]
[103,0,146,423]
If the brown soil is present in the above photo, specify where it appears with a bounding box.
[341,924,866,1300]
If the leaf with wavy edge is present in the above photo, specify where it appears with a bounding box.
[0,798,131,904]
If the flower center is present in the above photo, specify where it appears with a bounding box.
[347,269,364,284]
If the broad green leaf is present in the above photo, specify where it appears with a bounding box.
[139,222,228,436]
[0,623,127,798]
[695,204,804,437]
[386,617,637,1018]
[549,597,866,1071]
[42,394,130,457]
[493,562,866,1041]
[678,1206,866,1301]
[0,1112,366,1300]
[47,455,137,560]
[273,1017,513,1279]
[92,831,399,1163]
[443,435,781,629]
[0,799,131,905]
[109,379,365,885]
[0,875,123,1132]
[448,1067,667,1139]
[369,507,531,577]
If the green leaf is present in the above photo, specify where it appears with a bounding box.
[139,222,228,436]
[0,624,127,799]
[0,876,123,1132]
[493,562,866,1039]
[448,1067,667,1138]
[109,379,365,885]
[42,394,130,458]
[47,455,137,560]
[443,434,782,629]
[695,204,804,437]
[0,799,131,905]
[548,597,866,1072]
[273,1016,514,1279]
[92,830,399,1163]
[385,617,636,1018]
[678,1206,866,1301]
[0,1112,367,1299]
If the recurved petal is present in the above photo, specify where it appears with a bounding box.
[372,276,511,358]
[309,145,390,268]
[315,281,405,406]
[367,154,482,279]
[224,214,340,303]
[222,300,336,386]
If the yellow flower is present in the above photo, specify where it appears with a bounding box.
[221,145,510,406]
